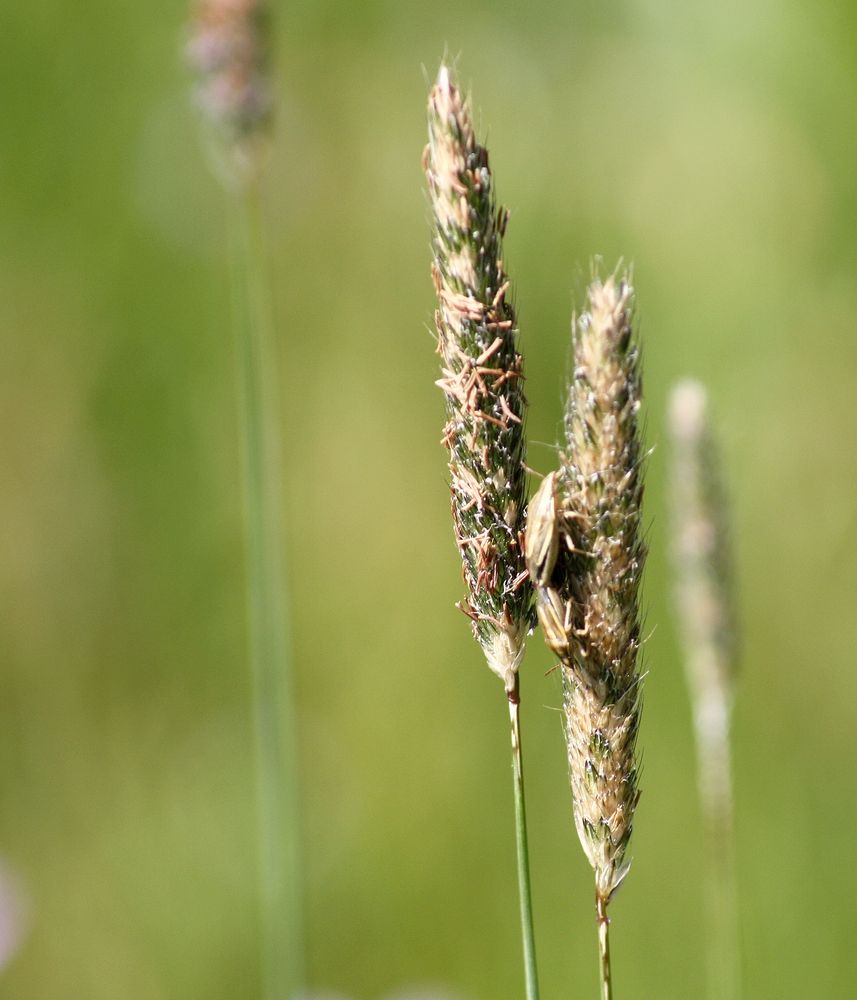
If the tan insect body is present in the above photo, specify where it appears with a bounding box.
[525,472,560,588]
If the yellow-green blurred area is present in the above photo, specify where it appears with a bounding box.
[2,0,857,997]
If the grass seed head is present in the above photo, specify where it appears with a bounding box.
[187,0,272,177]
[669,380,735,698]
[669,379,736,803]
[425,66,531,691]
[532,271,645,902]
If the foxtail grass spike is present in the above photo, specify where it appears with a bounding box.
[425,65,531,693]
[189,5,304,997]
[425,66,539,1000]
[669,380,741,1000]
[187,0,272,182]
[526,271,645,998]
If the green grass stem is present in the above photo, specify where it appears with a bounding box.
[668,380,741,1000]
[596,894,612,1000]
[229,178,303,1000]
[508,676,540,1000]
[699,730,740,1000]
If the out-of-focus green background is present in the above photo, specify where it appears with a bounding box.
[3,1,857,997]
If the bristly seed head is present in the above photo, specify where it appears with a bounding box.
[529,271,646,903]
[425,66,531,691]
[669,379,736,803]
[187,0,272,176]
[669,380,735,695]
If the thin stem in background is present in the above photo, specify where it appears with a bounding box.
[229,178,304,1000]
[697,710,740,1000]
[596,894,612,1000]
[669,379,740,1000]
[508,676,540,1000]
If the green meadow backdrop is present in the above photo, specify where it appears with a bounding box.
[2,1,857,997]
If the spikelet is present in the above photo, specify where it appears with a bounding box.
[425,67,531,692]
[187,0,272,177]
[527,273,645,904]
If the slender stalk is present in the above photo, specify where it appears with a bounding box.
[699,729,739,1000]
[229,178,303,1000]
[669,380,740,1000]
[526,274,644,1000]
[189,4,301,993]
[424,67,540,999]
[596,894,612,1000]
[508,676,540,1000]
